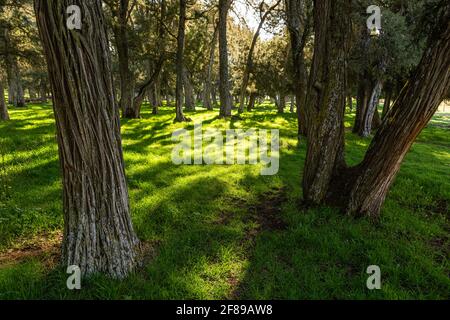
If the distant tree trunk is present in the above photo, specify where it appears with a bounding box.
[183,67,195,111]
[347,93,353,111]
[133,0,166,116]
[277,94,286,113]
[212,84,218,107]
[218,0,232,118]
[35,0,139,278]
[39,79,48,103]
[247,92,256,111]
[3,27,25,108]
[290,95,295,113]
[353,76,370,133]
[203,23,218,110]
[112,0,136,118]
[0,80,9,120]
[239,0,281,113]
[360,81,383,137]
[382,86,392,119]
[175,0,189,122]
[285,0,309,137]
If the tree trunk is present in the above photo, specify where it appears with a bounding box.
[112,0,136,118]
[175,0,189,122]
[218,0,233,118]
[35,0,139,278]
[39,79,48,103]
[303,0,349,204]
[381,87,392,119]
[277,94,286,113]
[247,92,256,111]
[203,22,219,111]
[290,95,295,113]
[285,0,309,137]
[360,81,383,137]
[353,76,370,134]
[183,67,195,111]
[0,80,9,120]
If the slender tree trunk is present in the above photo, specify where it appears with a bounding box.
[203,23,218,110]
[290,95,295,113]
[175,0,189,122]
[347,93,353,111]
[112,0,136,118]
[353,76,370,133]
[382,87,392,119]
[0,80,9,120]
[183,67,195,111]
[285,0,309,137]
[247,92,256,111]
[218,0,232,118]
[39,79,48,103]
[277,94,286,113]
[303,0,349,204]
[35,0,139,278]
[360,80,383,137]
[132,0,167,116]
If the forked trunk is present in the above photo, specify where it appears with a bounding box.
[345,10,450,217]
[35,0,139,278]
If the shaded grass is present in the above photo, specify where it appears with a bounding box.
[0,102,448,299]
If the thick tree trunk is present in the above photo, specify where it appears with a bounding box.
[285,0,309,137]
[303,0,349,204]
[218,0,232,118]
[35,0,139,278]
[0,80,9,120]
[175,0,189,122]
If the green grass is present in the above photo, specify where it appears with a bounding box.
[0,102,448,300]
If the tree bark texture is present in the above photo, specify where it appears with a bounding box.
[35,0,139,278]
[302,0,350,204]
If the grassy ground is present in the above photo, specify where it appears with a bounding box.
[0,102,448,300]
